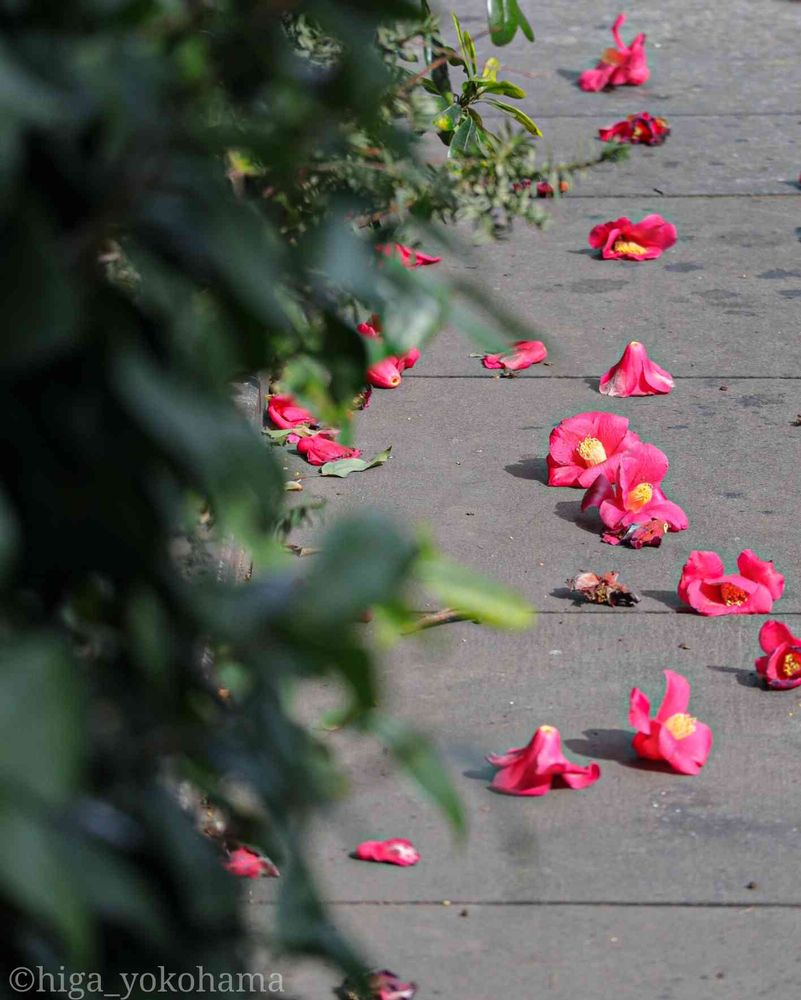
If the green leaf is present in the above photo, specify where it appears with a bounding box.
[432,102,462,132]
[417,551,536,630]
[485,98,543,136]
[320,446,391,478]
[448,115,482,158]
[370,713,466,838]
[0,635,83,806]
[478,80,527,99]
[481,56,500,81]
[263,425,314,443]
[487,0,535,46]
[451,13,476,77]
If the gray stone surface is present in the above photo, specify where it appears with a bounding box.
[433,1,801,116]
[414,196,801,378]
[255,5,801,995]
[260,905,801,1000]
[286,377,801,613]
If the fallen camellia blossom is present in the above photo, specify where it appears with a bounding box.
[267,394,318,429]
[599,341,674,397]
[567,570,640,606]
[581,443,688,539]
[599,112,670,146]
[755,621,801,689]
[482,339,548,372]
[487,724,601,796]
[535,180,570,197]
[377,243,441,267]
[297,434,361,466]
[603,517,670,549]
[354,838,420,867]
[547,410,641,488]
[678,549,784,616]
[223,846,280,879]
[336,970,417,1000]
[589,214,677,260]
[629,670,712,775]
[578,13,649,92]
[357,315,382,339]
[366,349,419,389]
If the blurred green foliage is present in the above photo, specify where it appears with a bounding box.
[0,0,606,990]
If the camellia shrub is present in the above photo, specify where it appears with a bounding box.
[0,0,621,988]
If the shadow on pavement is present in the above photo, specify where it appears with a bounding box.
[566,729,672,772]
[706,663,761,688]
[505,455,548,483]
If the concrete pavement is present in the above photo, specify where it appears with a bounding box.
[252,3,801,996]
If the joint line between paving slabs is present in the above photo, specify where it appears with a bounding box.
[406,375,801,381]
[254,900,801,909]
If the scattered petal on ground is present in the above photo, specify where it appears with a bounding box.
[755,621,801,689]
[599,341,674,397]
[579,13,649,92]
[599,112,670,145]
[547,411,641,488]
[223,846,280,879]
[354,838,420,867]
[487,724,601,796]
[678,549,784,616]
[588,214,678,260]
[567,571,640,606]
[629,670,713,775]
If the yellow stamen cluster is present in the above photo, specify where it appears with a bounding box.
[664,713,697,740]
[577,436,608,466]
[720,582,748,607]
[627,482,653,509]
[613,240,648,256]
[781,652,801,678]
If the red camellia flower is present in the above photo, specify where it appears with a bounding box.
[267,394,318,429]
[589,214,677,261]
[599,112,670,146]
[678,550,784,616]
[482,339,548,372]
[336,970,417,1000]
[581,442,688,538]
[367,349,419,389]
[487,724,600,796]
[629,670,712,776]
[599,341,674,397]
[223,847,280,879]
[354,839,420,867]
[755,621,801,690]
[297,434,361,466]
[377,243,441,267]
[547,410,640,488]
[578,13,649,92]
[357,315,382,338]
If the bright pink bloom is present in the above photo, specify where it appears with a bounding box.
[267,394,317,429]
[487,724,600,796]
[483,339,548,372]
[339,970,417,1000]
[755,621,801,690]
[589,214,677,261]
[579,13,649,92]
[354,839,420,867]
[599,112,670,145]
[599,341,674,397]
[377,243,441,267]
[582,443,688,535]
[536,181,554,197]
[547,410,640,488]
[397,347,420,372]
[678,550,784,616]
[629,670,712,776]
[297,434,361,466]
[358,314,382,338]
[223,847,280,879]
[367,357,403,388]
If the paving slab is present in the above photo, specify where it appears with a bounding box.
[285,376,801,613]
[256,904,801,1000]
[431,0,801,116]
[411,196,801,378]
[474,114,801,197]
[252,617,801,907]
